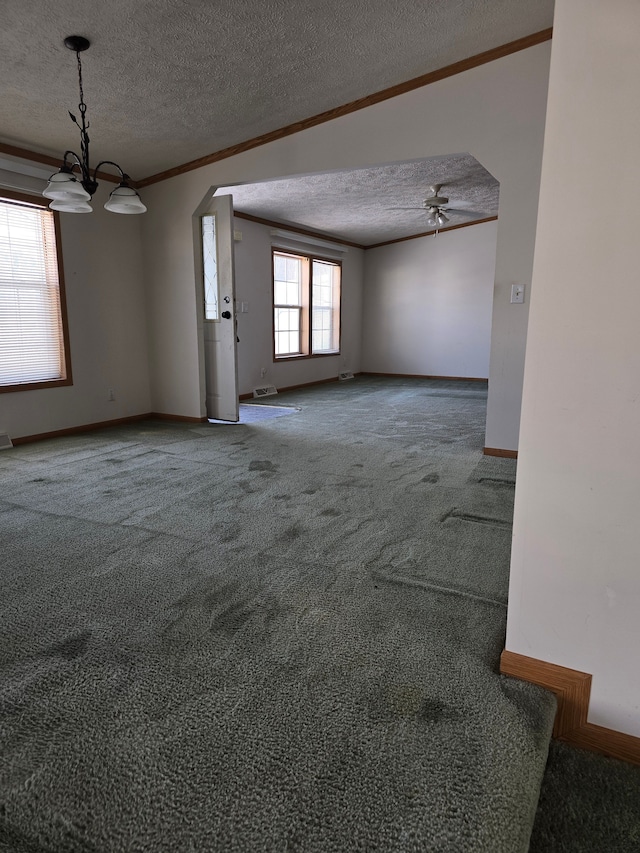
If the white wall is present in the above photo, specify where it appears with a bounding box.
[362,220,497,378]
[234,218,363,396]
[507,0,640,737]
[0,171,151,440]
[141,41,550,440]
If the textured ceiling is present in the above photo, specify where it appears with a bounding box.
[217,155,499,246]
[0,1,554,181]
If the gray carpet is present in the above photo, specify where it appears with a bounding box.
[530,741,640,852]
[0,378,556,852]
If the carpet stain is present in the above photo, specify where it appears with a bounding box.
[302,489,317,495]
[249,460,277,472]
[41,629,92,660]
[282,523,303,541]
[419,698,459,723]
[220,529,240,543]
[211,600,254,634]
[373,685,456,721]
[422,472,440,484]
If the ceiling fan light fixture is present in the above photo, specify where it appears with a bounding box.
[426,205,438,227]
[104,182,147,214]
[436,211,449,227]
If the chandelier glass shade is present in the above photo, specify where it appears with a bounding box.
[104,183,148,214]
[48,198,94,214]
[43,36,146,215]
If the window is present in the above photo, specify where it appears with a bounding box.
[273,249,341,359]
[0,192,71,392]
[201,214,219,320]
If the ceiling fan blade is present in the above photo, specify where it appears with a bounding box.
[386,207,429,210]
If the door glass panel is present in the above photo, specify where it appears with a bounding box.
[202,214,219,320]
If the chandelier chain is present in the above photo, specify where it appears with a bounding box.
[74,50,90,180]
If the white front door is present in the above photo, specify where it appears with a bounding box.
[198,194,239,421]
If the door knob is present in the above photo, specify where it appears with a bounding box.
[221,310,232,319]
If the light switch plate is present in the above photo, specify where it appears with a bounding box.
[511,284,525,304]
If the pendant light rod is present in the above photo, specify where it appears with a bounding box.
[64,36,97,196]
[43,36,146,214]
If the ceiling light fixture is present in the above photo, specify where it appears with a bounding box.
[43,36,146,215]
[425,205,449,234]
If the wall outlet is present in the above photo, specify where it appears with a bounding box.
[260,367,267,378]
[108,388,115,401]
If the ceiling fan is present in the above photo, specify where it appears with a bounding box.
[390,184,482,233]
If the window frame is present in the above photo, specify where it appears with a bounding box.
[272,247,342,362]
[0,189,72,394]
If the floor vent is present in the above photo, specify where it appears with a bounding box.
[338,371,355,381]
[0,432,13,450]
[253,384,278,398]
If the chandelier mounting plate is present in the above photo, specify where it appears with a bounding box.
[64,35,90,53]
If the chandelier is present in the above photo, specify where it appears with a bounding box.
[43,36,146,215]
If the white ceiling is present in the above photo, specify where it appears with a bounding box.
[1,2,553,244]
[217,155,500,246]
[1,1,554,182]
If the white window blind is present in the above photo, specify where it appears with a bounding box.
[0,198,67,387]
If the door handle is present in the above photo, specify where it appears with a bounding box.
[221,310,232,319]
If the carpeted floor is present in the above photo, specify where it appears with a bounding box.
[0,377,556,852]
[530,741,640,852]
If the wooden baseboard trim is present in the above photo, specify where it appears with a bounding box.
[11,412,208,444]
[278,375,346,394]
[500,650,590,737]
[362,372,488,383]
[500,650,640,765]
[562,723,640,766]
[241,373,485,398]
[11,414,152,445]
[484,446,518,459]
[239,374,363,400]
[149,412,208,423]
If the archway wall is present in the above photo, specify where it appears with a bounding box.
[140,41,551,447]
